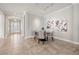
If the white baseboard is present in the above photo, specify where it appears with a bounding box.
[54,36,79,45]
[24,36,79,45]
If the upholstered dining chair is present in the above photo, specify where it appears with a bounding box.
[46,31,54,41]
[37,31,48,44]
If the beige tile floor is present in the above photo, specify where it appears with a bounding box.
[0,34,79,55]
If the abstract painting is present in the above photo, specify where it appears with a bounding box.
[47,17,68,32]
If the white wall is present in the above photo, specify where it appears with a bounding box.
[44,6,73,41]
[25,13,29,37]
[0,10,5,38]
[27,13,44,37]
[72,4,79,42]
[0,10,5,47]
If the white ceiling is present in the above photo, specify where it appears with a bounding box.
[0,3,72,16]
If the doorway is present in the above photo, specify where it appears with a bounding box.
[9,19,21,34]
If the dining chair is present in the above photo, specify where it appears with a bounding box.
[37,31,48,44]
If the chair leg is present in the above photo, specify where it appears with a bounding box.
[52,37,53,41]
[43,41,45,44]
[47,37,48,41]
[38,39,40,44]
[34,36,36,40]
